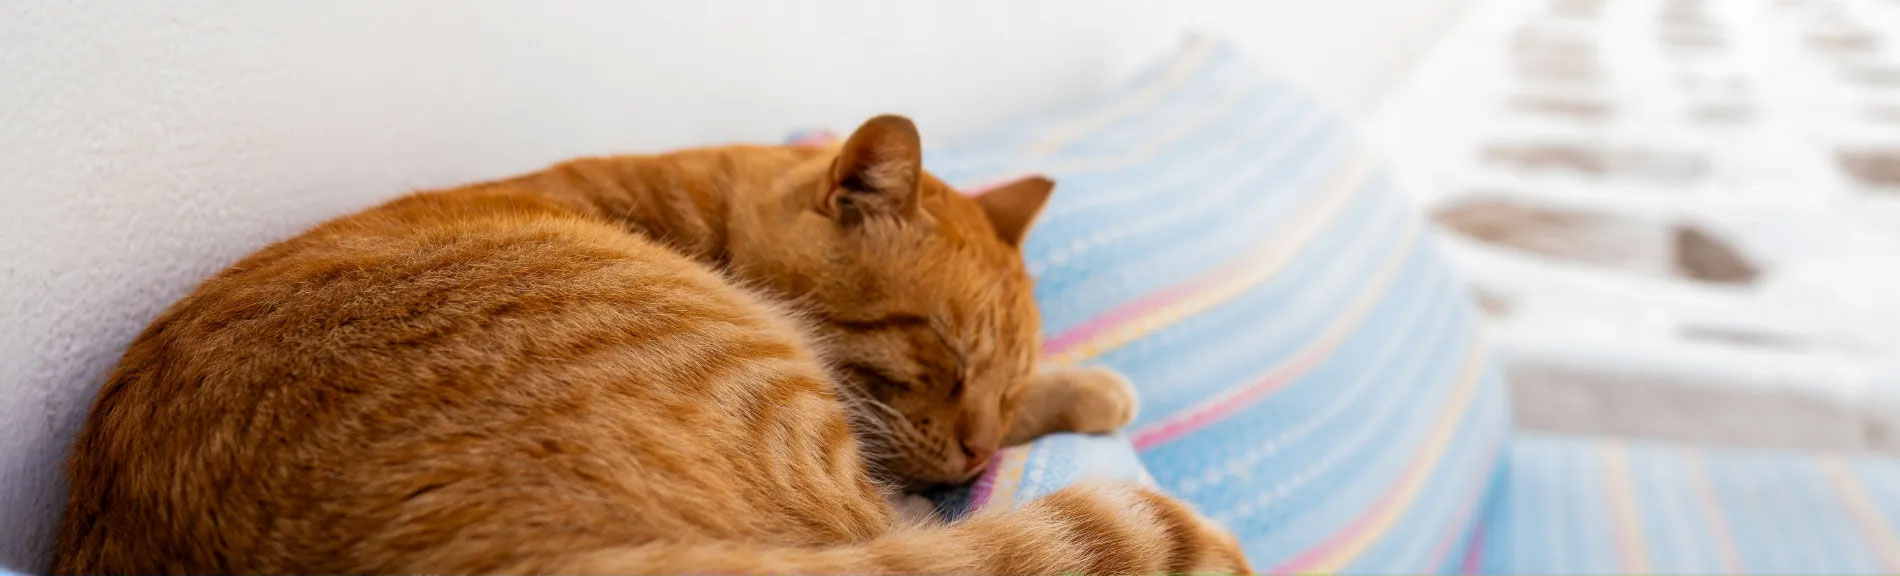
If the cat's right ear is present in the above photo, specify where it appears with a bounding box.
[820,115,923,226]
[974,176,1055,248]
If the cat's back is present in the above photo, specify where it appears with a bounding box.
[55,183,882,573]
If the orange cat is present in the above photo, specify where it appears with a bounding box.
[52,116,1249,574]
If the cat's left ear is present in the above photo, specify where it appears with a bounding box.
[975,176,1055,247]
[822,115,923,225]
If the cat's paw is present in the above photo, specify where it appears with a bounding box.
[1006,366,1143,445]
[1051,366,1139,434]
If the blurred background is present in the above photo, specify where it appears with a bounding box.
[5,0,1900,572]
[1370,0,1900,452]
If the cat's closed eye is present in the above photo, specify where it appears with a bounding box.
[845,363,920,393]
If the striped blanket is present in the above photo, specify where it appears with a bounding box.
[924,36,1512,574]
[923,35,1900,575]
[1475,433,1900,575]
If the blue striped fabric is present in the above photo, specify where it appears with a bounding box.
[922,37,1900,574]
[1478,433,1900,575]
[925,36,1512,573]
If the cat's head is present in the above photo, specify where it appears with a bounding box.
[726,115,1053,487]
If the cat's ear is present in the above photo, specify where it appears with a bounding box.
[975,176,1054,247]
[822,115,923,225]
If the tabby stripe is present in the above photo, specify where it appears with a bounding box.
[1149,487,1216,575]
[1069,489,1150,574]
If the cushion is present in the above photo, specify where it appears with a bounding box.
[923,35,1512,573]
[1475,432,1900,575]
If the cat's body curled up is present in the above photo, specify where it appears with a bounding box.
[53,116,1249,574]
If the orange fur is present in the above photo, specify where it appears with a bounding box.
[53,116,1249,574]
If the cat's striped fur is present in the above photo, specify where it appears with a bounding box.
[53,116,1248,574]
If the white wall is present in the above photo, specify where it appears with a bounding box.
[0,0,1469,569]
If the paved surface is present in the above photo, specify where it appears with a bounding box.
[1369,0,1900,453]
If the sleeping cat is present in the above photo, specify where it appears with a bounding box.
[52,115,1249,574]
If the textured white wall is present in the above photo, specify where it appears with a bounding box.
[0,0,1469,569]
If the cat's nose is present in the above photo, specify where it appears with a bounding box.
[957,414,999,452]
[957,413,999,475]
[961,444,994,475]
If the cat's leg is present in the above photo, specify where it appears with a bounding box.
[1003,365,1140,446]
[534,481,1249,575]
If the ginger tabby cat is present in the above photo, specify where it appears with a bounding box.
[53,116,1250,574]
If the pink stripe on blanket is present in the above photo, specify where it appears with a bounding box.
[1040,276,1219,358]
[1129,345,1326,450]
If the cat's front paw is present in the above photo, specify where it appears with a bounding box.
[1007,366,1142,445]
[1053,366,1139,434]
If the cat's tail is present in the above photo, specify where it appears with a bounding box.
[518,482,1250,575]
